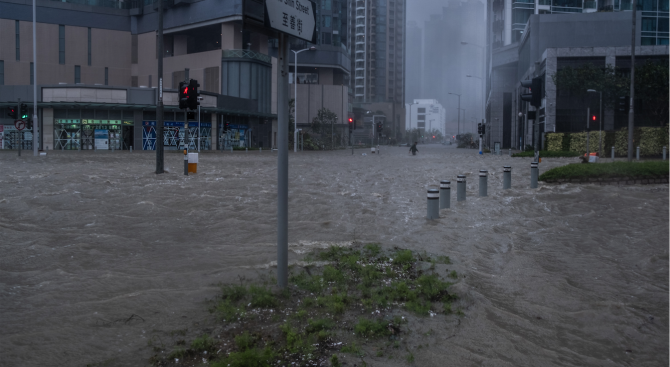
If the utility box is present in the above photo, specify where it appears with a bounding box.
[188,153,198,173]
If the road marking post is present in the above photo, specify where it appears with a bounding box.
[457,175,466,202]
[427,188,439,219]
[503,166,512,189]
[531,162,538,189]
[479,170,488,197]
[439,180,451,209]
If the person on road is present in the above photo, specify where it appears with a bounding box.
[409,142,418,156]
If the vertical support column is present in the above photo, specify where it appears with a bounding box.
[479,170,488,197]
[530,162,538,189]
[183,149,188,176]
[427,189,439,219]
[439,180,450,209]
[611,146,615,162]
[457,175,466,202]
[663,146,666,161]
[276,33,289,289]
[503,166,512,189]
[636,146,640,161]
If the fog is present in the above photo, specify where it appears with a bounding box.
[405,0,487,136]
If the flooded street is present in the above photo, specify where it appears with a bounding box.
[0,144,667,366]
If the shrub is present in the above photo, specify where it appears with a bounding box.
[354,318,390,338]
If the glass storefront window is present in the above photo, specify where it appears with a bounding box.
[641,36,656,44]
[642,17,657,31]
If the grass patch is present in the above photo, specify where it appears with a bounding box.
[512,150,581,158]
[539,161,669,181]
[152,243,462,367]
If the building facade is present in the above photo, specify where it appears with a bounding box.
[0,0,352,151]
[405,99,447,137]
[485,4,669,150]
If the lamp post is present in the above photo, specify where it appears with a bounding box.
[587,89,602,157]
[292,46,316,153]
[448,92,461,136]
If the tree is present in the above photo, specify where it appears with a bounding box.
[635,60,669,126]
[551,63,628,110]
[310,107,340,150]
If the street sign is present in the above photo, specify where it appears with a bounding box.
[264,0,317,43]
[14,120,25,131]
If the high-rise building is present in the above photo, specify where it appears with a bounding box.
[348,0,407,139]
[405,21,422,103]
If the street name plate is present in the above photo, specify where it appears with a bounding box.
[264,0,317,43]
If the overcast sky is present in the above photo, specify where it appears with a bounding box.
[406,0,485,25]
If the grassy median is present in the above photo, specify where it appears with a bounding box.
[512,150,581,158]
[539,161,669,182]
[149,244,463,367]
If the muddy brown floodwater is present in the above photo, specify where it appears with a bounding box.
[0,145,667,367]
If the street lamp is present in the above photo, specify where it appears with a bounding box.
[587,89,602,156]
[448,92,461,136]
[292,46,316,152]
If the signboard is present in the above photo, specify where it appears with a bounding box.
[95,129,109,150]
[15,120,26,131]
[264,0,317,43]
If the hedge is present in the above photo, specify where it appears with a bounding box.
[545,126,668,157]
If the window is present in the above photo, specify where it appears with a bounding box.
[418,108,425,113]
[658,17,669,32]
[30,62,33,85]
[88,28,91,66]
[59,25,65,65]
[16,21,20,61]
[0,60,4,85]
[75,65,81,84]
[640,0,657,11]
[642,17,657,31]
[418,114,425,120]
[322,15,332,28]
[322,32,332,45]
[321,0,331,10]
[104,67,108,85]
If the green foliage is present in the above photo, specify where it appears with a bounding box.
[248,285,277,308]
[634,60,669,126]
[317,293,348,314]
[364,243,382,257]
[190,334,215,353]
[214,300,242,322]
[354,318,391,338]
[545,133,564,152]
[306,318,334,333]
[405,300,431,316]
[220,284,248,303]
[448,270,458,279]
[406,352,415,363]
[330,354,341,367]
[551,63,628,110]
[539,161,669,181]
[341,343,364,357]
[166,348,188,360]
[546,126,668,157]
[234,331,255,351]
[392,249,415,265]
[322,265,346,284]
[290,272,324,294]
[416,274,451,301]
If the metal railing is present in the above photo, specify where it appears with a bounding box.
[222,49,271,63]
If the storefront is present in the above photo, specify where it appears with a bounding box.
[53,119,128,150]
[142,121,212,151]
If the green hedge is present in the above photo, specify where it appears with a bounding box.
[512,150,580,158]
[545,126,668,157]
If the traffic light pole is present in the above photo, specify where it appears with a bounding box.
[32,0,38,157]
[17,98,21,157]
[155,0,165,174]
[277,33,289,289]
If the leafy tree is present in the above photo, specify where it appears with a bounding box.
[551,63,628,109]
[635,60,669,126]
[311,108,340,149]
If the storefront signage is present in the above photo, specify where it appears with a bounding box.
[56,119,81,125]
[142,121,212,128]
[94,129,109,150]
[81,119,121,125]
[229,124,248,130]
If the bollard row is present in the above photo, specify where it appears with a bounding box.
[426,189,440,219]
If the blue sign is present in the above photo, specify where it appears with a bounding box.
[143,121,212,128]
[229,124,248,130]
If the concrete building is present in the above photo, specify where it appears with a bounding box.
[405,99,447,137]
[486,0,669,149]
[0,0,351,151]
[404,21,421,104]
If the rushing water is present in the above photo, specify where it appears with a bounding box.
[0,145,667,366]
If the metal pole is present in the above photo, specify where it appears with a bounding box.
[277,33,289,289]
[427,188,439,219]
[439,180,450,209]
[598,91,602,156]
[503,166,511,189]
[32,0,38,156]
[627,2,636,162]
[586,107,590,162]
[663,146,666,161]
[198,104,201,152]
[636,146,640,161]
[184,111,189,175]
[456,175,466,202]
[294,50,298,153]
[531,162,538,189]
[18,98,21,157]
[183,149,188,176]
[479,170,488,197]
[612,146,615,162]
[155,0,164,174]
[457,95,461,136]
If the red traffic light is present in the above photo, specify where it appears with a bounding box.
[348,118,353,123]
[432,135,435,138]
[592,116,596,121]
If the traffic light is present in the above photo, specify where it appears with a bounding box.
[481,124,485,135]
[592,115,596,121]
[26,120,32,130]
[348,117,353,133]
[187,111,196,120]
[520,77,542,108]
[179,81,189,109]
[20,104,28,119]
[432,135,435,139]
[187,79,200,110]
[223,121,230,132]
[477,123,482,135]
[376,121,383,133]
[7,106,18,119]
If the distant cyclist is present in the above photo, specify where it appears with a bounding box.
[409,142,418,156]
